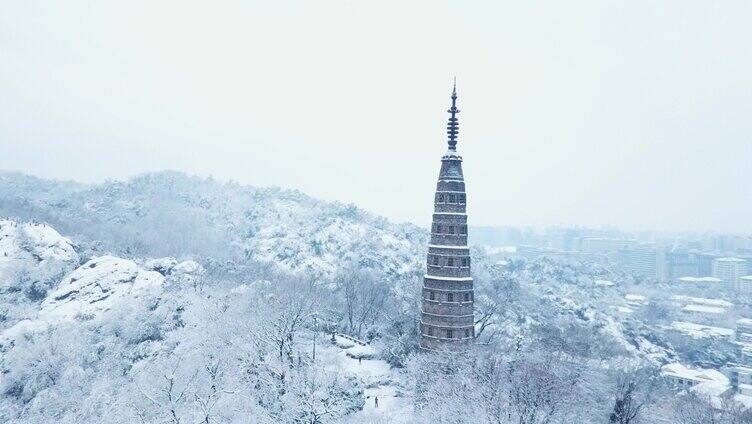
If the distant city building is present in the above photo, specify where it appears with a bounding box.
[662,363,729,392]
[420,83,474,350]
[740,254,752,270]
[670,321,734,340]
[624,293,648,308]
[676,276,723,292]
[580,238,636,254]
[730,366,752,396]
[698,253,719,277]
[686,241,703,251]
[729,318,752,396]
[672,295,732,326]
[712,235,752,254]
[738,276,752,297]
[618,244,661,280]
[664,250,699,280]
[737,318,752,345]
[712,257,748,291]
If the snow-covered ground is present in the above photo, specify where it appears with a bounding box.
[319,334,413,423]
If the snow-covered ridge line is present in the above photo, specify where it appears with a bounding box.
[0,171,429,278]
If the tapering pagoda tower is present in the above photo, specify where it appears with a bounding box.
[420,82,474,350]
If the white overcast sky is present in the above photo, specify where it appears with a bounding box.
[1,1,750,233]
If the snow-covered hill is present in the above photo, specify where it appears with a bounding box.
[1,172,746,422]
[0,171,427,279]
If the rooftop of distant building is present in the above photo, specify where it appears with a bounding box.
[677,276,722,283]
[682,304,726,315]
[673,295,733,308]
[662,363,728,384]
[670,321,734,339]
[737,318,752,327]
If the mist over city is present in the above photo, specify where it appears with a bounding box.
[1,1,751,423]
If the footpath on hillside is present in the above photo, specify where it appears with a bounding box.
[320,333,413,423]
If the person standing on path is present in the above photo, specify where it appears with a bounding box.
[375,396,379,408]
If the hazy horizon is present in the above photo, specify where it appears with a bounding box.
[2,1,751,233]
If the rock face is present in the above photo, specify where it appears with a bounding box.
[0,219,78,277]
[42,255,164,320]
[1,255,165,347]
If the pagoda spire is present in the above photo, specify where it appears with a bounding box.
[446,78,460,151]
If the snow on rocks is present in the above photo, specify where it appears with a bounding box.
[332,334,378,359]
[0,219,78,278]
[42,255,163,320]
[144,257,204,277]
[18,222,77,263]
[144,257,178,274]
[1,255,165,346]
[172,260,204,276]
[143,257,205,289]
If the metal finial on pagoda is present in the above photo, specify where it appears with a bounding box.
[446,79,460,151]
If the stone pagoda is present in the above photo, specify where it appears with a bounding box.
[420,82,474,350]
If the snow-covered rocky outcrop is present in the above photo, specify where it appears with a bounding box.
[0,255,166,347]
[145,257,204,277]
[0,219,78,278]
[0,220,83,332]
[42,255,164,320]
